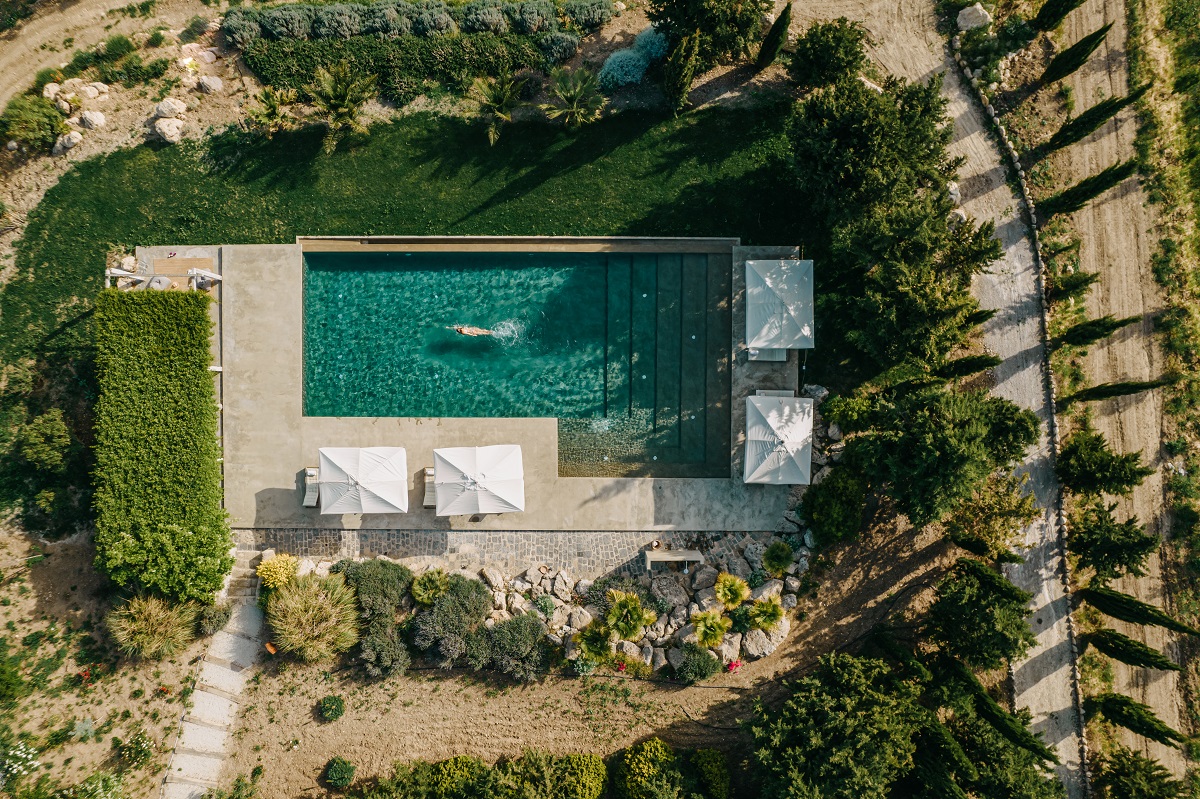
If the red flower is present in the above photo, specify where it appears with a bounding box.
[727,660,742,673]
[617,662,627,672]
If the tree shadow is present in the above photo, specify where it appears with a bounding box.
[204,125,327,191]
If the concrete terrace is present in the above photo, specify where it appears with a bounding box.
[135,237,801,534]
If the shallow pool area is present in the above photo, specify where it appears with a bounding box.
[303,250,731,477]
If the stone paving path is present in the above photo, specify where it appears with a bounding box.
[160,553,263,799]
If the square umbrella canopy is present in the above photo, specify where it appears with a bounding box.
[745,259,815,349]
[433,445,525,516]
[743,396,814,484]
[318,447,409,514]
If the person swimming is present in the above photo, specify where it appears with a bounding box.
[451,324,494,337]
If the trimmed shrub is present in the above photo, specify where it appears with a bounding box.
[0,95,67,152]
[221,7,262,49]
[563,0,612,31]
[364,4,413,36]
[358,619,411,678]
[606,589,656,638]
[466,612,547,680]
[633,27,668,61]
[713,573,750,610]
[598,48,649,91]
[540,30,580,62]
[338,558,413,620]
[790,18,869,89]
[675,642,720,683]
[325,757,356,789]
[460,0,508,33]
[256,554,298,589]
[691,610,731,647]
[261,6,315,39]
[413,3,456,35]
[506,0,555,33]
[266,574,360,662]
[313,5,365,39]
[800,466,868,546]
[197,602,232,636]
[558,753,607,799]
[747,597,784,631]
[412,568,450,606]
[432,755,492,795]
[690,749,729,799]
[93,291,232,603]
[106,595,198,660]
[762,541,793,577]
[613,738,682,799]
[317,694,345,722]
[411,575,492,667]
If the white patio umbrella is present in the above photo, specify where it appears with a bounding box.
[318,447,409,514]
[743,396,813,484]
[745,259,815,349]
[433,445,525,516]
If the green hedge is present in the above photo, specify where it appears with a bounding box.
[243,33,544,104]
[93,289,231,603]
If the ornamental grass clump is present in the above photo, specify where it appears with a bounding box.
[762,540,794,577]
[713,573,750,610]
[106,595,198,661]
[605,590,656,639]
[691,610,731,648]
[412,568,451,606]
[266,574,359,662]
[747,597,784,631]
[256,554,298,589]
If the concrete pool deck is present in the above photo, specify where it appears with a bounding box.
[136,238,801,533]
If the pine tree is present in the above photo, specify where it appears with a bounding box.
[1085,629,1180,672]
[1056,427,1153,496]
[756,2,791,70]
[1068,502,1158,582]
[1047,84,1151,150]
[1094,745,1186,799]
[1079,586,1200,637]
[1057,313,1140,348]
[1032,0,1089,30]
[1062,377,1175,406]
[1040,24,1113,84]
[1039,158,1138,218]
[662,33,699,116]
[1087,693,1186,747]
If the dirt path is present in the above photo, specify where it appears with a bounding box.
[1053,0,1180,776]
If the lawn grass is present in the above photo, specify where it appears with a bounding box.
[0,106,798,529]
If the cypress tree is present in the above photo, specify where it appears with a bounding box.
[944,657,1060,763]
[1085,628,1180,672]
[1047,84,1151,150]
[662,33,699,116]
[1057,313,1140,348]
[1061,376,1175,406]
[1095,745,1186,799]
[1040,24,1113,84]
[1068,502,1158,582]
[1087,693,1186,747]
[756,1,791,71]
[1046,269,1099,303]
[1079,585,1200,637]
[934,354,1002,380]
[1032,0,1088,30]
[868,626,933,682]
[1057,428,1153,496]
[1039,158,1138,218]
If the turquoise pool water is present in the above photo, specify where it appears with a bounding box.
[303,251,731,477]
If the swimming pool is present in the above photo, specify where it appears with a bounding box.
[303,250,731,477]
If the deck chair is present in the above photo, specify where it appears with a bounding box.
[423,467,436,509]
[302,467,319,508]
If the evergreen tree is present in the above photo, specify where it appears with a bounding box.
[1047,84,1151,150]
[1057,313,1140,348]
[1085,629,1180,672]
[1039,158,1138,218]
[1094,745,1186,799]
[1040,24,1112,84]
[943,657,1059,764]
[1032,0,1089,30]
[1061,376,1174,405]
[756,1,791,70]
[1078,586,1200,637]
[1056,427,1153,496]
[790,17,868,88]
[647,0,770,67]
[944,472,1038,560]
[1047,269,1099,303]
[1087,693,1186,746]
[1068,502,1158,582]
[662,33,699,115]
[927,559,1035,669]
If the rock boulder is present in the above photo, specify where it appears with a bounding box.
[715,633,742,664]
[691,565,719,591]
[154,97,188,119]
[80,110,106,130]
[198,75,224,94]
[51,130,83,155]
[650,575,689,608]
[751,579,784,602]
[957,2,992,30]
[154,117,185,143]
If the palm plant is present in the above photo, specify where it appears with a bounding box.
[691,610,731,648]
[747,597,784,631]
[304,62,376,153]
[713,573,750,610]
[605,590,656,639]
[470,72,526,145]
[540,67,605,132]
[247,86,299,138]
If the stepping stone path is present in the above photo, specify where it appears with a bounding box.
[161,549,264,799]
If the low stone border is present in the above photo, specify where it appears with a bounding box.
[950,35,1091,794]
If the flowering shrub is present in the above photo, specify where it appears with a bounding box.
[256,554,298,589]
[563,0,613,31]
[598,48,648,91]
[115,728,156,768]
[539,30,581,62]
[0,741,40,788]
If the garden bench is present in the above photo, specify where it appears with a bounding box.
[644,549,705,574]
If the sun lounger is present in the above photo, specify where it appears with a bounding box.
[302,467,319,508]
[423,467,436,509]
[756,389,795,397]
